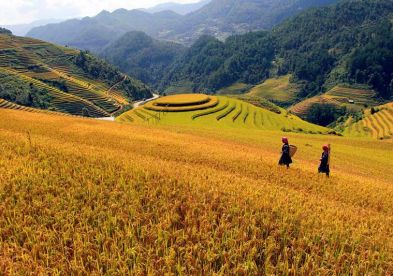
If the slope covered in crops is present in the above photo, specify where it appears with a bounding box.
[117,94,328,134]
[246,75,299,106]
[0,108,392,274]
[289,86,379,118]
[0,33,153,117]
[342,102,393,140]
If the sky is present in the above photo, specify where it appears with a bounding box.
[0,0,199,25]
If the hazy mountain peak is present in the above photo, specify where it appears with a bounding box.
[145,0,211,15]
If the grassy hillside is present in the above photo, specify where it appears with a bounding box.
[117,94,328,134]
[1,108,393,273]
[0,33,153,117]
[342,102,393,140]
[246,75,299,106]
[216,83,252,95]
[290,86,379,118]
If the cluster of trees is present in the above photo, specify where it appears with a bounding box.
[306,103,346,126]
[274,0,393,99]
[159,32,275,92]
[0,73,52,109]
[75,51,153,100]
[0,28,12,35]
[347,20,393,99]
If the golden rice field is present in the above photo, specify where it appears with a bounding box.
[117,94,328,133]
[0,98,72,117]
[1,108,393,274]
[343,102,393,139]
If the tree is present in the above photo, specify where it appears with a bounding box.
[306,103,346,126]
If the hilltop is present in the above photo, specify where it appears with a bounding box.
[144,0,211,15]
[0,33,153,117]
[117,94,328,134]
[0,107,392,273]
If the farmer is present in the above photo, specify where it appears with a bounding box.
[318,145,330,177]
[279,137,292,169]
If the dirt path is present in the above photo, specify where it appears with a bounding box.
[133,93,160,108]
[106,75,127,98]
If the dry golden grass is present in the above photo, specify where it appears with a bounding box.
[0,109,392,274]
[144,95,219,112]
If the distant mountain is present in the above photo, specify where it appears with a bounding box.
[102,31,185,88]
[0,32,153,117]
[144,0,211,15]
[27,10,182,52]
[167,0,339,44]
[27,0,337,52]
[1,19,62,36]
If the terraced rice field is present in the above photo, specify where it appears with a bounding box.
[117,94,327,133]
[0,98,71,116]
[0,68,110,117]
[343,102,393,139]
[144,94,219,112]
[1,108,393,274]
[325,86,377,105]
[289,96,341,118]
[246,75,299,105]
[290,86,380,118]
[0,34,134,117]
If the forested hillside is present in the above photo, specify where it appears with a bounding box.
[154,0,393,101]
[27,0,337,51]
[102,31,185,87]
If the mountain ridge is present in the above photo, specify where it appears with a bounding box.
[27,0,338,51]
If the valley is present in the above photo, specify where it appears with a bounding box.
[0,0,392,273]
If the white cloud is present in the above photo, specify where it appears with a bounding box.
[0,0,199,25]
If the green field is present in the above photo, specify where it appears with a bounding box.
[163,80,194,95]
[246,75,299,106]
[343,102,393,140]
[117,94,328,134]
[217,83,253,94]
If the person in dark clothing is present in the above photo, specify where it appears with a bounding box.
[279,137,292,169]
[318,145,330,177]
